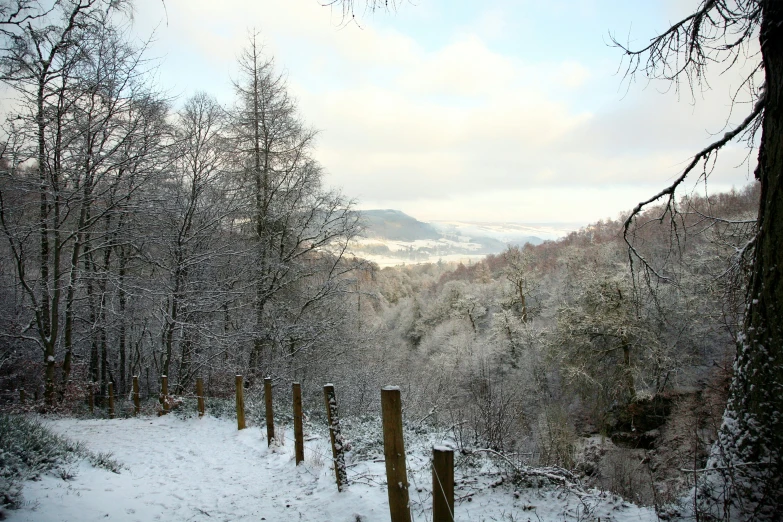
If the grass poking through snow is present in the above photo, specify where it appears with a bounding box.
[0,414,123,511]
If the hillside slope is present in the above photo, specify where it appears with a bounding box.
[352,209,576,266]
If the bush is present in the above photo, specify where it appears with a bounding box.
[0,414,122,510]
[536,405,577,469]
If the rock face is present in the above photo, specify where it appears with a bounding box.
[608,395,675,450]
[575,383,729,508]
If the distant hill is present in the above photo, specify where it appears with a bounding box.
[359,209,441,242]
[350,210,579,267]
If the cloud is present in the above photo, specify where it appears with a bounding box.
[358,184,670,223]
[475,8,510,41]
[556,61,590,89]
[128,0,758,223]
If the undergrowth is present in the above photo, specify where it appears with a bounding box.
[0,414,123,511]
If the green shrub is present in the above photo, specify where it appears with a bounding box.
[0,414,122,510]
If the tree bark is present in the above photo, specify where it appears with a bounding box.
[713,2,783,517]
[118,247,128,395]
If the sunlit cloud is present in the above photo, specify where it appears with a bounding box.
[127,0,758,223]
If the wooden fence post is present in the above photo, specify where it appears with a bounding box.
[19,389,25,404]
[160,375,169,414]
[293,382,304,465]
[108,382,115,419]
[196,377,205,417]
[264,377,275,445]
[235,375,246,430]
[88,384,94,414]
[381,386,412,522]
[132,376,140,416]
[432,446,455,522]
[324,384,348,491]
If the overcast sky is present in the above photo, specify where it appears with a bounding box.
[130,0,759,224]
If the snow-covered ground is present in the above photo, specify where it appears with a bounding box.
[346,221,583,267]
[6,415,657,522]
[429,221,580,244]
[347,249,489,268]
[347,237,491,268]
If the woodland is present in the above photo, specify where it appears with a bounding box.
[1,1,782,521]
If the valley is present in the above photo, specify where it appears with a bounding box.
[350,209,582,266]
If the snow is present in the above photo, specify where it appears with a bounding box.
[429,221,576,242]
[347,236,490,268]
[6,415,658,522]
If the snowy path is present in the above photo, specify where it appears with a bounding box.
[6,415,386,522]
[6,415,657,522]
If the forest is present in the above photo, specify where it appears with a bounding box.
[1,1,782,521]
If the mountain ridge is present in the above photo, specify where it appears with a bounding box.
[351,209,581,266]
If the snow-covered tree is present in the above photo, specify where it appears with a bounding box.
[229,33,363,378]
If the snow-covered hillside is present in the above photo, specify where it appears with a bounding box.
[429,221,581,245]
[6,415,656,522]
[351,210,582,267]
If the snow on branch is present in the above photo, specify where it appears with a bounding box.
[622,91,765,280]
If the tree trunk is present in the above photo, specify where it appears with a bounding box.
[86,248,100,402]
[163,267,182,380]
[37,74,56,406]
[100,312,108,402]
[712,2,783,517]
[60,203,91,400]
[622,341,635,401]
[118,248,128,395]
[175,334,194,394]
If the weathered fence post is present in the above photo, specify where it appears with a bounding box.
[196,377,205,418]
[381,386,412,522]
[235,375,246,430]
[88,384,94,414]
[132,376,140,416]
[108,382,115,419]
[293,382,304,465]
[19,389,25,404]
[264,377,275,445]
[432,446,455,522]
[160,375,169,414]
[324,384,348,491]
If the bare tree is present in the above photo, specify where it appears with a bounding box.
[230,33,363,379]
[320,0,399,24]
[503,246,540,323]
[153,92,239,393]
[612,1,782,518]
[0,0,168,404]
[553,262,661,410]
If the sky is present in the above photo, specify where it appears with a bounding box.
[128,0,760,224]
